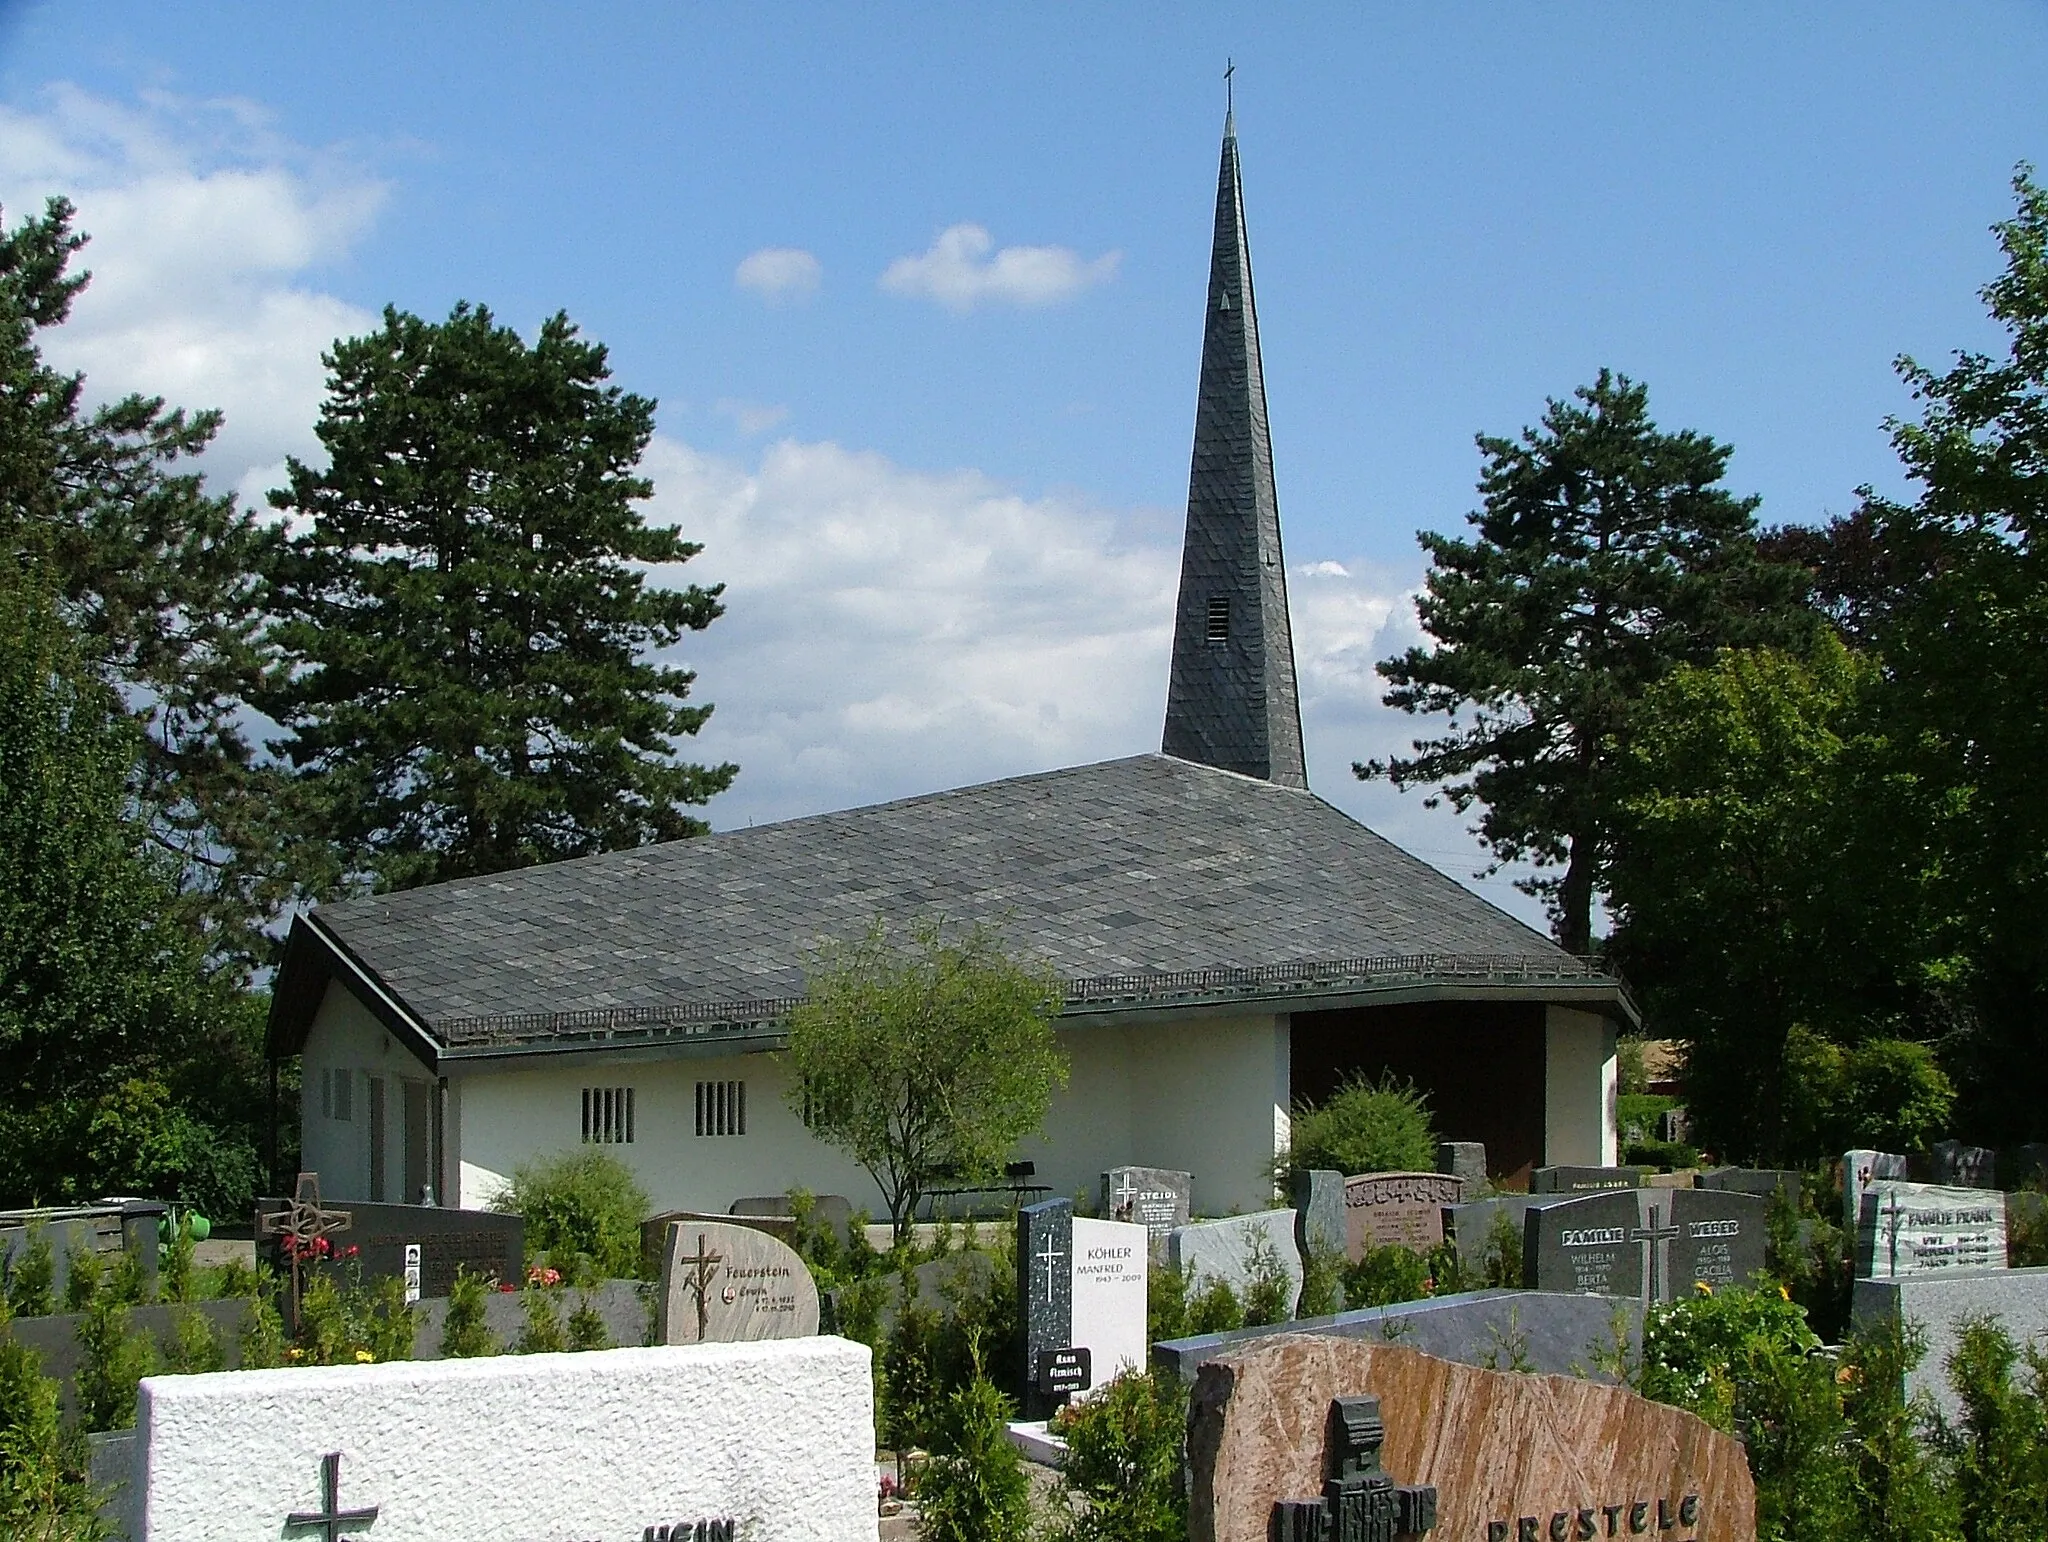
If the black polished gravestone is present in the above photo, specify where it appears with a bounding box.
[256,1196,522,1301]
[1931,1140,1998,1190]
[1668,1190,1769,1294]
[1017,1198,1075,1420]
[1698,1168,1801,1206]
[1529,1166,1648,1195]
[1524,1191,1645,1298]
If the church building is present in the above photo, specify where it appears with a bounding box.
[266,115,1632,1218]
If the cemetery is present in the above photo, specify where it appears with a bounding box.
[4,17,2048,1542]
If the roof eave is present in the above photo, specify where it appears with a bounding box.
[265,913,449,1074]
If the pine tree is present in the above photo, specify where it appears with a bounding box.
[1359,371,1805,952]
[264,302,735,892]
[0,197,298,977]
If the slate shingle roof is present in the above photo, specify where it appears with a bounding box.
[292,754,1616,1057]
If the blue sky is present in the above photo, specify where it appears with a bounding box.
[2,5,2044,928]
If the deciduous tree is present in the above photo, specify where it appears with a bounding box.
[782,920,1067,1244]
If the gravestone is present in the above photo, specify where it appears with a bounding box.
[730,1193,856,1240]
[1436,1143,1488,1188]
[1071,1217,1148,1389]
[1659,1107,1692,1144]
[1524,1191,1644,1298]
[1669,1189,1770,1294]
[1445,1196,1567,1277]
[1018,1199,1075,1418]
[255,1195,522,1303]
[1152,1288,1643,1384]
[1167,1211,1303,1319]
[2009,1144,2048,1191]
[0,1201,165,1305]
[1698,1167,1801,1205]
[1931,1139,1998,1190]
[101,1338,874,1542]
[1529,1165,1647,1195]
[1100,1167,1192,1246]
[1857,1182,2007,1279]
[654,1220,820,1343]
[1291,1170,1345,1257]
[1343,1172,1465,1258]
[1017,1199,1147,1417]
[1842,1149,1910,1232]
[1186,1338,1755,1542]
[1853,1267,2048,1421]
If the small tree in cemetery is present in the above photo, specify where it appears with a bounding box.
[782,919,1067,1246]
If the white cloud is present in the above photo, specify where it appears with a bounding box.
[714,398,791,435]
[880,224,1120,313]
[734,246,821,304]
[639,436,1176,824]
[0,85,385,495]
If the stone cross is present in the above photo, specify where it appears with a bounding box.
[1631,1204,1680,1305]
[674,1232,725,1342]
[1112,1172,1139,1221]
[1035,1232,1066,1304]
[258,1172,353,1318]
[285,1451,377,1542]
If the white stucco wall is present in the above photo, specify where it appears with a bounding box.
[299,983,438,1203]
[1544,1004,1619,1166]
[451,1011,1287,1220]
[132,1338,874,1542]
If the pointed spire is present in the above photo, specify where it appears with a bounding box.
[1160,106,1308,789]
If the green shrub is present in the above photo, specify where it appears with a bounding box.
[75,1294,152,1431]
[440,1266,496,1358]
[0,1313,91,1532]
[1241,1232,1293,1327]
[1296,1245,1345,1319]
[1944,1315,2048,1537]
[1617,1035,1648,1096]
[6,1228,55,1318]
[238,1290,287,1369]
[2011,1194,2048,1268]
[1344,1245,1431,1309]
[516,1287,568,1354]
[1053,1368,1188,1542]
[915,1371,1032,1542]
[1637,1284,1819,1432]
[60,1247,102,1314]
[109,1244,151,1306]
[1616,1091,1675,1145]
[1146,1261,1190,1344]
[1284,1074,1437,1180]
[1184,1275,1244,1335]
[494,1149,649,1285]
[568,1293,611,1351]
[159,1216,198,1304]
[1779,1025,1955,1164]
[1837,1314,1955,1539]
[159,1304,225,1374]
[294,1269,414,1366]
[1481,1207,1523,1288]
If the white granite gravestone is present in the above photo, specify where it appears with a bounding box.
[118,1339,873,1542]
[657,1219,821,1343]
[1166,1210,1303,1319]
[1857,1181,2007,1279]
[1852,1266,2048,1421]
[1070,1217,1149,1393]
[1842,1148,1909,1232]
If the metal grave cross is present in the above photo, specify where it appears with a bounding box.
[1036,1232,1066,1305]
[258,1172,353,1318]
[676,1231,726,1341]
[285,1451,378,1542]
[1631,1203,1681,1305]
[1112,1172,1139,1222]
[1883,1189,1906,1276]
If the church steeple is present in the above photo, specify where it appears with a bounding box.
[1161,108,1308,789]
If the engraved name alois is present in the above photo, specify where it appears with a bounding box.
[1486,1494,1701,1542]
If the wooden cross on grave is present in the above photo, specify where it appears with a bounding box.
[675,1231,725,1341]
[259,1172,353,1319]
[1631,1203,1680,1306]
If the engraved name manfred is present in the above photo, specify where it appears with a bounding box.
[1486,1494,1701,1542]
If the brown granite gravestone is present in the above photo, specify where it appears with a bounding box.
[1186,1336,1754,1542]
[1343,1172,1465,1259]
[655,1220,820,1343]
